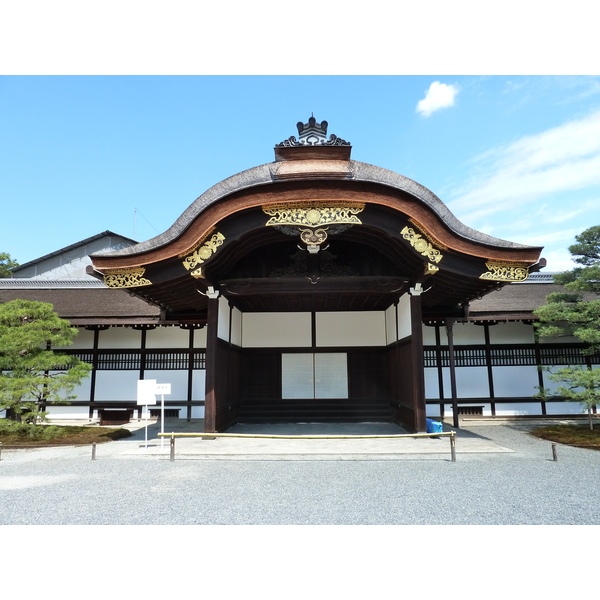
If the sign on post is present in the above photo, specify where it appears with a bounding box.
[137,379,157,405]
[155,383,171,395]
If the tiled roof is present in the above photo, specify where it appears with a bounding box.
[0,287,160,325]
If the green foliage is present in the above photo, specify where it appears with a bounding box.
[0,300,92,423]
[536,366,600,429]
[535,225,600,352]
[534,226,600,424]
[535,297,600,352]
[552,225,600,294]
[0,252,19,278]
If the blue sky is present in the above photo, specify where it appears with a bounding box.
[2,75,600,272]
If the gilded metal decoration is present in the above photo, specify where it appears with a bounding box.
[103,268,152,288]
[299,228,328,246]
[424,263,439,275]
[263,203,365,227]
[182,232,225,273]
[408,218,448,250]
[480,262,529,282]
[275,116,351,147]
[401,226,444,263]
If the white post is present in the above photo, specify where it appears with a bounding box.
[160,394,165,451]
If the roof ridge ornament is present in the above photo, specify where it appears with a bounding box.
[276,116,350,147]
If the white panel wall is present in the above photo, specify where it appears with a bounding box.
[217,296,230,341]
[46,405,90,420]
[492,366,539,397]
[98,327,142,349]
[60,372,92,403]
[191,405,205,418]
[422,325,438,345]
[194,327,207,348]
[192,370,206,400]
[144,370,189,401]
[495,402,547,416]
[316,311,386,347]
[397,294,411,341]
[231,306,242,347]
[488,322,535,344]
[454,322,486,344]
[242,312,311,348]
[282,353,314,398]
[385,304,397,345]
[94,371,140,400]
[425,368,443,399]
[544,401,590,415]
[63,327,95,350]
[456,367,489,398]
[146,326,189,348]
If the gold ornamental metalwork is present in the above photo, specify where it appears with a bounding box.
[263,202,365,227]
[103,267,152,288]
[408,218,448,250]
[424,263,439,276]
[401,226,444,263]
[182,232,225,273]
[480,261,529,282]
[299,228,328,246]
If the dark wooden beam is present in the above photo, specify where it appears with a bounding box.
[219,276,409,296]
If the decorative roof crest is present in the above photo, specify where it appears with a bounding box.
[276,115,350,147]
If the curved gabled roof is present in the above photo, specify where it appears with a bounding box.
[94,159,539,261]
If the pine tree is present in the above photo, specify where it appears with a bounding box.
[535,226,600,428]
[0,299,92,423]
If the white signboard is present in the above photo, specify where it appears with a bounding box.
[155,383,171,395]
[137,379,157,405]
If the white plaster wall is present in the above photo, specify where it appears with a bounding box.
[422,325,438,345]
[385,304,397,345]
[94,371,140,400]
[217,296,230,341]
[541,369,570,395]
[397,294,411,341]
[494,402,548,416]
[456,367,489,398]
[146,326,189,348]
[424,368,452,400]
[544,401,593,415]
[193,327,207,348]
[192,370,206,400]
[316,311,386,347]
[144,370,189,401]
[56,327,95,350]
[453,322,485,344]
[191,405,205,418]
[46,405,90,420]
[488,322,535,344]
[98,327,142,349]
[58,372,92,403]
[242,312,311,348]
[231,306,242,347]
[424,368,441,399]
[492,366,539,397]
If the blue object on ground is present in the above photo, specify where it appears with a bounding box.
[426,418,443,434]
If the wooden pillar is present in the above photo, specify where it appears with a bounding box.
[204,295,219,433]
[409,286,427,432]
[445,319,459,428]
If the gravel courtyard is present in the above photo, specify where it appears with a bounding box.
[1,419,599,525]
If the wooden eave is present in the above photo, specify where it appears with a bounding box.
[89,160,544,317]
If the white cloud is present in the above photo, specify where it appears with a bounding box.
[416,82,459,117]
[448,109,600,223]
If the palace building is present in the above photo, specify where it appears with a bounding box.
[2,118,594,431]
